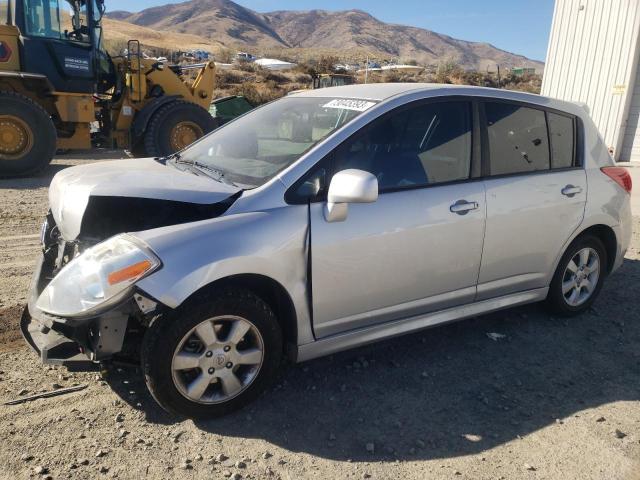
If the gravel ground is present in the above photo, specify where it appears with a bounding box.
[0,154,639,480]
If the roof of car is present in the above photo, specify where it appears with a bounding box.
[289,83,445,101]
[289,83,584,116]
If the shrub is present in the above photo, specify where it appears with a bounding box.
[264,72,289,84]
[316,55,340,74]
[216,69,247,85]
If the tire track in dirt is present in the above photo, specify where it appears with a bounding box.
[0,232,42,352]
[0,233,41,313]
[0,305,24,349]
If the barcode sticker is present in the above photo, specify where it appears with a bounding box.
[322,99,376,112]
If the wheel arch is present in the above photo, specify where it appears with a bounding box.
[573,224,618,273]
[183,273,299,356]
[548,222,620,289]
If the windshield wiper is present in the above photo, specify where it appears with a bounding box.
[156,152,181,165]
[168,156,237,187]
[191,162,232,184]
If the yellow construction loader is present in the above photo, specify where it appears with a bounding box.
[0,0,218,176]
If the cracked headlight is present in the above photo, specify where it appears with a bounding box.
[36,234,161,317]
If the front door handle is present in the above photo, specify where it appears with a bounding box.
[561,185,582,197]
[450,199,479,215]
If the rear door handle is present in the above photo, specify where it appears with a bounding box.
[450,199,479,215]
[561,185,582,197]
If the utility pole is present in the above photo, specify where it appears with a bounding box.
[365,56,369,84]
[497,64,501,88]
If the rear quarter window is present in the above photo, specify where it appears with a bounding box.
[548,112,576,169]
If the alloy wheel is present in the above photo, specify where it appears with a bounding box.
[561,247,600,307]
[171,315,264,404]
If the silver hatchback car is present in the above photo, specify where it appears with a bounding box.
[23,84,632,418]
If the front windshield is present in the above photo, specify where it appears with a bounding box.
[22,0,89,42]
[178,97,377,188]
[91,0,106,53]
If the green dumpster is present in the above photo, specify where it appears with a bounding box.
[210,96,255,125]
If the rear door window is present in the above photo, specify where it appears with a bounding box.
[548,112,575,169]
[485,102,550,175]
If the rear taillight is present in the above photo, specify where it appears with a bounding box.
[601,166,632,193]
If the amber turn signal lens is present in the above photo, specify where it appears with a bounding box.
[107,260,152,286]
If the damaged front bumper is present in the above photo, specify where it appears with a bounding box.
[21,252,157,370]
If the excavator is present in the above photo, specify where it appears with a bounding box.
[0,0,219,176]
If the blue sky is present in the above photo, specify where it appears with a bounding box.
[106,0,555,61]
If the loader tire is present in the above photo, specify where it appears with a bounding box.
[0,91,57,177]
[143,100,218,158]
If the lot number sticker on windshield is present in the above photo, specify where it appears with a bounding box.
[323,99,376,112]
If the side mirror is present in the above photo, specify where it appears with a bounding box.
[324,169,378,222]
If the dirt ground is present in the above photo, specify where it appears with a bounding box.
[1,153,639,480]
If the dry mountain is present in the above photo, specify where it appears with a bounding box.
[108,0,543,71]
[108,0,288,49]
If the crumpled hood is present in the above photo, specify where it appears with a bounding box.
[49,158,241,240]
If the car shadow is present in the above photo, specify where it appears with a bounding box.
[106,257,640,461]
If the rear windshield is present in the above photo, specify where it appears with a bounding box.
[179,97,377,188]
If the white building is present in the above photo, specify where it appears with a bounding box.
[541,0,640,162]
[254,58,297,71]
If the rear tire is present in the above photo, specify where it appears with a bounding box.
[546,234,607,316]
[143,100,218,158]
[141,288,282,418]
[0,91,56,177]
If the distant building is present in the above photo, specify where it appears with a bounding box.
[334,64,360,72]
[381,65,424,73]
[542,0,640,162]
[254,58,297,71]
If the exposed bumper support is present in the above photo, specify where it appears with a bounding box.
[21,253,133,370]
[20,307,94,369]
[21,305,130,370]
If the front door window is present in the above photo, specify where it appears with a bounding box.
[333,101,472,191]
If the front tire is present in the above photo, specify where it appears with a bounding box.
[143,100,218,158]
[141,288,282,418]
[546,235,607,316]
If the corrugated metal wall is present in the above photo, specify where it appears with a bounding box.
[621,62,640,160]
[541,0,640,161]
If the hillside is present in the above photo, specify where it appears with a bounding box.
[102,17,224,52]
[107,0,287,50]
[107,0,543,71]
[265,9,541,71]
